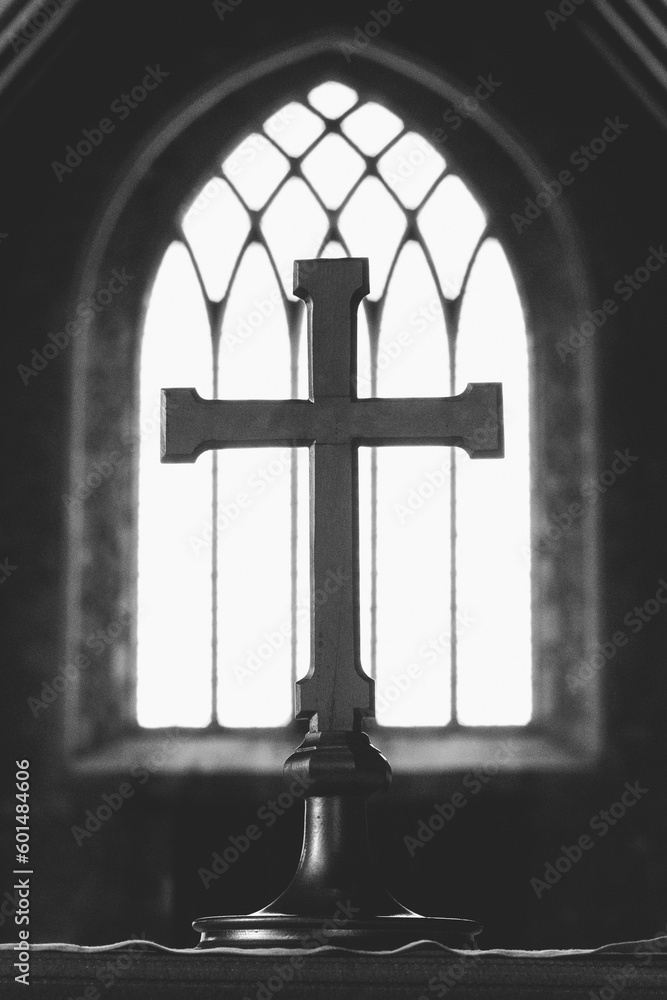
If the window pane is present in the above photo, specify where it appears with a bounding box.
[307,81,358,118]
[218,242,290,399]
[137,242,213,727]
[378,132,446,209]
[369,238,453,727]
[339,176,406,300]
[375,240,448,399]
[181,178,249,302]
[136,87,533,734]
[261,177,329,298]
[222,134,289,209]
[360,446,452,727]
[418,176,487,299]
[301,134,366,209]
[264,102,324,157]
[341,102,403,155]
[216,447,306,727]
[455,239,531,725]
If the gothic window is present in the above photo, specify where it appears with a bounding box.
[136,81,531,732]
[67,45,597,771]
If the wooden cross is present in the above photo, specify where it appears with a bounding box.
[161,258,503,733]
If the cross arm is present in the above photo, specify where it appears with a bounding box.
[161,389,314,462]
[352,383,504,457]
[162,383,503,460]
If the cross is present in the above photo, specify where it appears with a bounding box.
[161,257,503,732]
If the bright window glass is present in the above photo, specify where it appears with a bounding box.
[137,82,531,729]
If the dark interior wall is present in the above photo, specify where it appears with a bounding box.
[1,0,667,950]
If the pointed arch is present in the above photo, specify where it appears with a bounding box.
[64,37,600,770]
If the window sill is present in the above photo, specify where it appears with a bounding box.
[69,723,597,780]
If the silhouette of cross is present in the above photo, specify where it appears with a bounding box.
[161,258,503,732]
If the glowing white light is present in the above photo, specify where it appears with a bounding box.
[301,134,366,209]
[217,243,290,400]
[418,176,487,299]
[307,82,358,118]
[339,177,405,300]
[378,132,446,209]
[261,177,329,298]
[455,240,532,725]
[342,102,403,155]
[222,135,289,210]
[136,242,213,727]
[267,102,324,157]
[136,95,532,731]
[181,179,249,302]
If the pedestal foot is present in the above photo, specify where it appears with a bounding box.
[193,731,482,950]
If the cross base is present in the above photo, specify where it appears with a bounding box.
[193,732,483,950]
[193,913,482,951]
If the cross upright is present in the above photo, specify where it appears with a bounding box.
[161,257,503,733]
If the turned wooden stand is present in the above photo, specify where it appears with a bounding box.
[194,731,482,949]
[161,257,503,950]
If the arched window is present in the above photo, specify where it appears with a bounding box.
[66,41,598,771]
[137,81,531,731]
